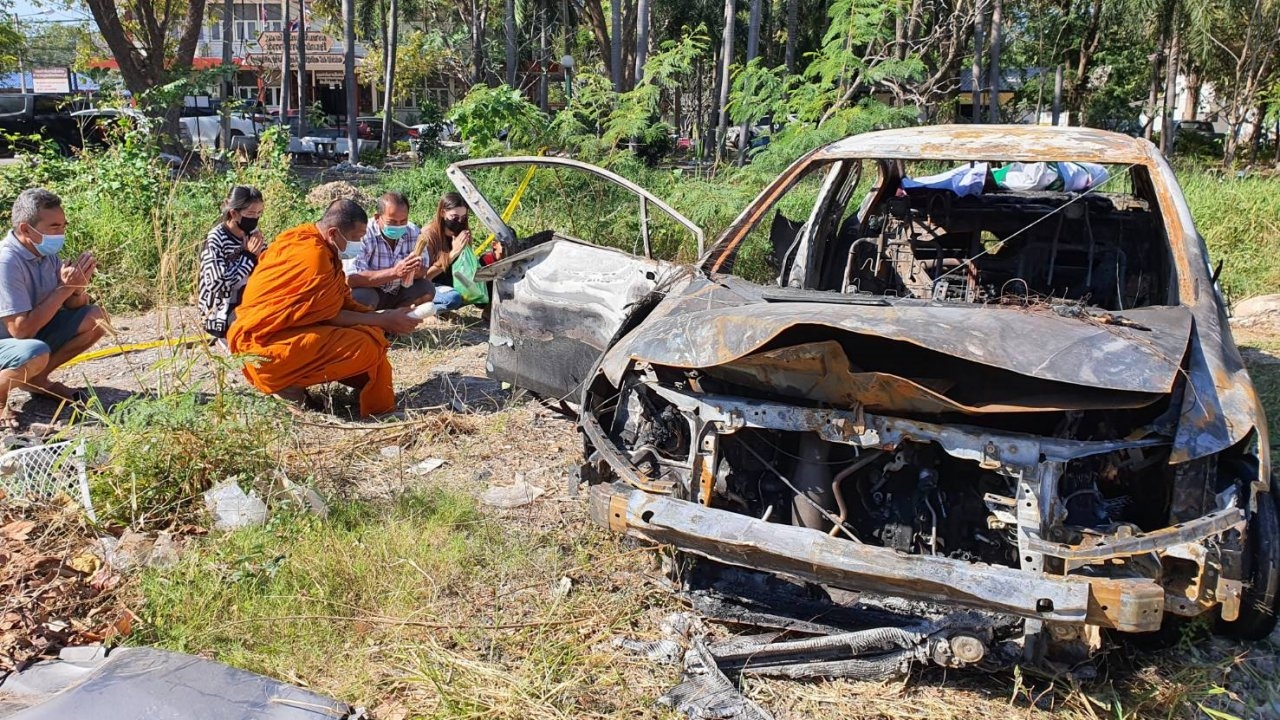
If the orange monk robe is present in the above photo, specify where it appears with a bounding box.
[228,223,396,417]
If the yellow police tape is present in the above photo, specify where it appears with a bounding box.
[61,335,208,370]
[474,149,546,258]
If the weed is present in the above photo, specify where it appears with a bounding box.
[134,489,667,715]
[75,350,293,529]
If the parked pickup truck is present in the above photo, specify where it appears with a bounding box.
[0,94,88,157]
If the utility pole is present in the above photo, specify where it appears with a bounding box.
[297,0,307,136]
[220,0,233,149]
[281,0,292,124]
[343,0,358,162]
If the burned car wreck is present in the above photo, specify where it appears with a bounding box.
[452,126,1276,670]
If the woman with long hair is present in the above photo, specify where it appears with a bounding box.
[414,191,473,312]
[198,185,266,339]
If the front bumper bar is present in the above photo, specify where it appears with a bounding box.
[589,483,1166,632]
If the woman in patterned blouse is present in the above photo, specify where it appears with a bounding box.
[197,185,266,339]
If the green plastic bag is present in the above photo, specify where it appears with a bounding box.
[451,244,489,306]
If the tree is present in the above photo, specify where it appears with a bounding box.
[986,0,1002,122]
[381,0,400,148]
[83,0,209,109]
[714,0,734,162]
[17,21,92,69]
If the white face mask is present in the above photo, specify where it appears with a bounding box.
[339,239,364,260]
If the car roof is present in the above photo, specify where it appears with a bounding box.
[813,124,1159,165]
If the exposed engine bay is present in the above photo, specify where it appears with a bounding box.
[455,128,1276,676]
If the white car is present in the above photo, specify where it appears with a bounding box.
[70,108,194,149]
[180,114,269,150]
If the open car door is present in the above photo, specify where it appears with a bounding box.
[448,157,703,404]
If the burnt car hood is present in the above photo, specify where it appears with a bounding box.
[605,298,1190,413]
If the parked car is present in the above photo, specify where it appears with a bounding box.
[180,113,269,150]
[347,116,416,148]
[453,126,1276,674]
[70,108,195,151]
[0,94,88,157]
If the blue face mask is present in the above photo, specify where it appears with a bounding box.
[33,229,65,257]
[381,224,409,241]
[339,239,364,260]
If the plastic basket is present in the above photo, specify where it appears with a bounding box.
[0,440,95,521]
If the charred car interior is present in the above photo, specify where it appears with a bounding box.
[454,126,1277,674]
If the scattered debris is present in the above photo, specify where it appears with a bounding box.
[331,161,380,175]
[1233,294,1280,328]
[551,576,573,601]
[658,638,775,720]
[408,458,446,476]
[479,474,545,508]
[1,497,132,675]
[0,646,366,719]
[379,446,403,459]
[304,180,372,208]
[271,475,330,519]
[203,480,268,531]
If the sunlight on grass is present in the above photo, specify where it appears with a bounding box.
[135,488,677,717]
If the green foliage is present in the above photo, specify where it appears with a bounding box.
[448,84,547,153]
[728,59,795,128]
[84,378,291,529]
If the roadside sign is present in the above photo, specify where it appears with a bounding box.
[32,67,71,94]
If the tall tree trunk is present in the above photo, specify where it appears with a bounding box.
[538,0,549,110]
[737,0,761,166]
[282,0,292,121]
[784,0,797,72]
[505,0,517,86]
[382,0,399,149]
[971,0,985,122]
[715,0,736,164]
[469,0,487,85]
[344,0,359,161]
[986,0,1002,123]
[1160,18,1180,155]
[634,0,650,84]
[298,0,308,136]
[1182,67,1200,119]
[611,0,623,90]
[1143,47,1162,139]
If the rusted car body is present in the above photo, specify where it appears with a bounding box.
[451,126,1277,664]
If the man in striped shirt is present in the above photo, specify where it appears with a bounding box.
[344,191,435,310]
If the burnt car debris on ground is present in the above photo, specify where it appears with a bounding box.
[452,126,1277,680]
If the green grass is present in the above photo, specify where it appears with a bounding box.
[1181,173,1280,303]
[133,488,675,718]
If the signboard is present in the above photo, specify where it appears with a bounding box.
[246,52,346,71]
[257,31,332,55]
[32,67,71,94]
[313,70,346,86]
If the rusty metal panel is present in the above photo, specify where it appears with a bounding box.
[812,125,1158,164]
[611,301,1192,396]
[589,483,1166,632]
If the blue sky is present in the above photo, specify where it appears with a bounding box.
[9,0,94,25]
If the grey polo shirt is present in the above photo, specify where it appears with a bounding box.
[0,230,63,340]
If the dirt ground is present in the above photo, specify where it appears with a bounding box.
[7,306,1280,719]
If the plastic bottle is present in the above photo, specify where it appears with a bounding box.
[409,303,437,320]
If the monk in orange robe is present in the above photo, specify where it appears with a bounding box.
[228,199,422,417]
